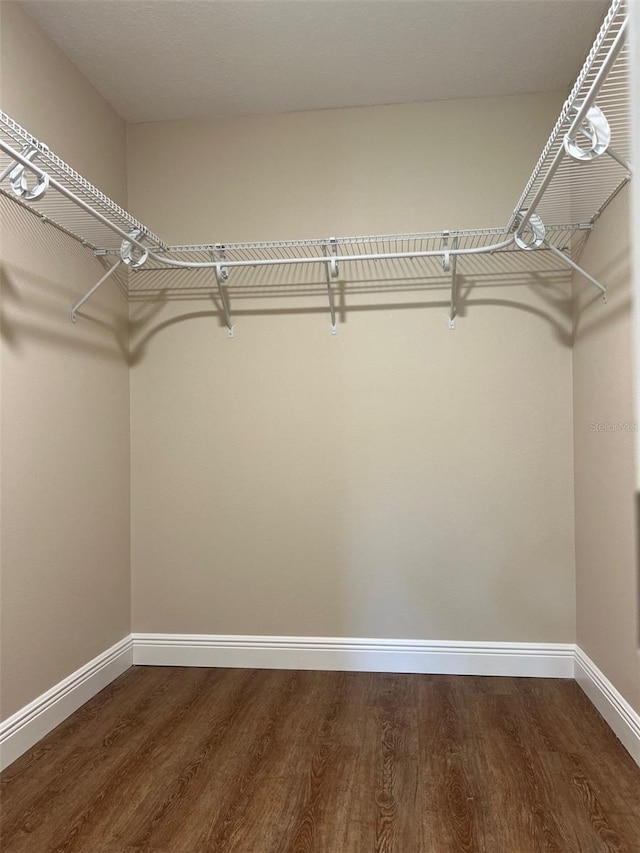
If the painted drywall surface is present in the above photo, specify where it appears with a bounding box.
[573,187,640,715]
[128,95,577,642]
[128,95,563,242]
[0,3,130,719]
[0,2,127,207]
[631,0,640,491]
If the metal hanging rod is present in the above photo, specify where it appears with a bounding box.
[142,235,517,271]
[147,225,587,255]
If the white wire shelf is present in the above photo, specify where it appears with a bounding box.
[0,0,631,327]
[0,111,166,253]
[510,0,630,230]
[124,225,589,296]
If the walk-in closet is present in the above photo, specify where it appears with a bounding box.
[1,0,639,849]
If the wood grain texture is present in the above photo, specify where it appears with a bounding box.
[1,668,639,852]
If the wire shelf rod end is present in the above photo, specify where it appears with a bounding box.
[543,241,607,300]
[71,259,123,323]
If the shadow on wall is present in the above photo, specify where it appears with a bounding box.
[1,262,129,363]
[8,199,632,366]
[637,491,640,650]
[1,201,129,362]
[572,248,632,343]
[126,268,576,366]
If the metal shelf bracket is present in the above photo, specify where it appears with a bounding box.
[323,239,339,335]
[448,236,458,329]
[442,231,451,272]
[543,241,607,301]
[71,259,123,323]
[212,247,234,337]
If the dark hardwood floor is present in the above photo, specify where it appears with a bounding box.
[1,667,639,852]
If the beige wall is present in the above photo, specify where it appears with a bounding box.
[128,94,577,642]
[0,0,637,746]
[632,0,640,491]
[572,187,640,715]
[0,3,130,719]
[128,95,562,241]
[0,2,127,207]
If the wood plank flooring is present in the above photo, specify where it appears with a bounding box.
[1,667,639,852]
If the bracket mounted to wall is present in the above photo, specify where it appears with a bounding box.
[513,210,607,300]
[448,235,459,329]
[543,240,607,301]
[211,246,234,338]
[71,259,123,323]
[71,227,148,322]
[323,238,339,335]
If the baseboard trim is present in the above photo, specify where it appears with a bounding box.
[132,633,575,679]
[0,636,133,771]
[5,636,637,772]
[574,646,640,767]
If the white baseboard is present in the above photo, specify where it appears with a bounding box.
[5,636,638,773]
[575,646,640,767]
[0,636,133,771]
[132,633,575,679]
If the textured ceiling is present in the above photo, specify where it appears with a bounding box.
[22,0,609,123]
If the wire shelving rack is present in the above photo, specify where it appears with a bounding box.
[0,0,631,334]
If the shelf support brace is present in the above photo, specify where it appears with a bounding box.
[71,259,123,323]
[212,248,234,338]
[577,126,632,173]
[543,241,607,301]
[604,146,632,174]
[323,239,338,335]
[448,236,459,329]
